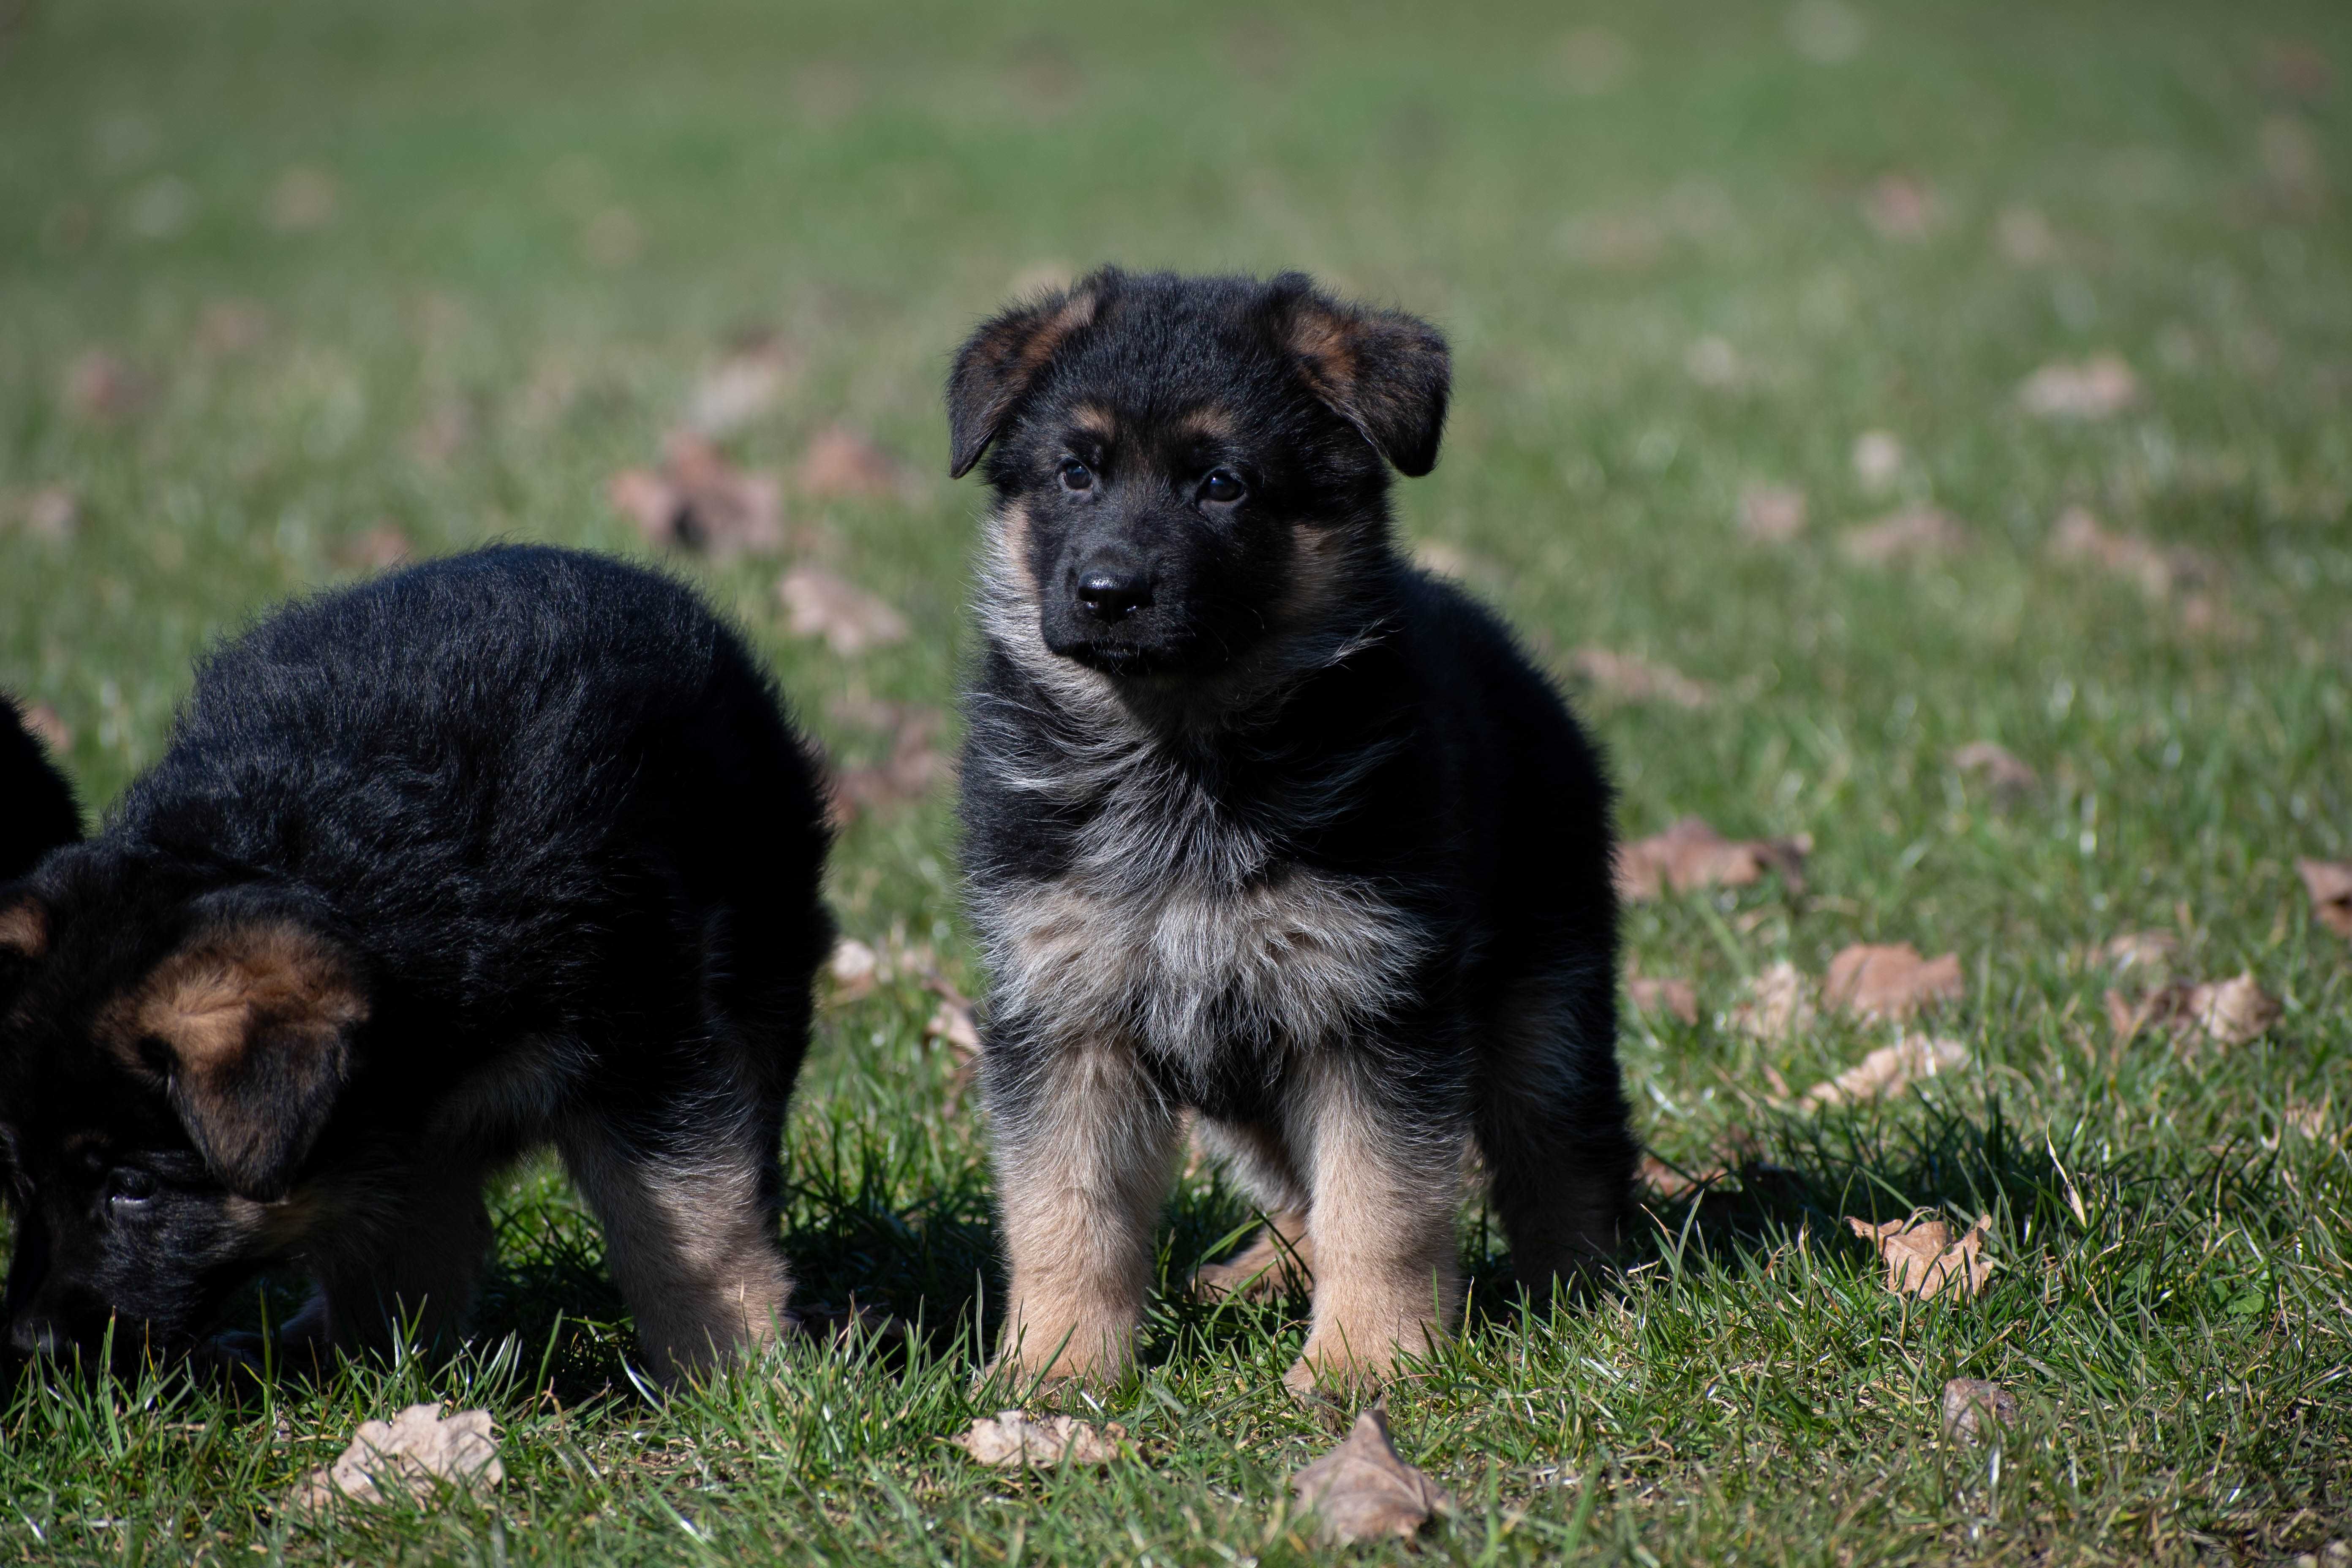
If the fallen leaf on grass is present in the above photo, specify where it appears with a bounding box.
[609,433,786,559]
[686,337,796,438]
[290,1405,502,1511]
[826,937,882,1002]
[1951,741,2036,798]
[2086,930,2179,975]
[1729,959,1816,1043]
[1862,174,1938,241]
[266,166,339,233]
[779,566,909,656]
[1615,817,1808,901]
[1626,974,1699,1025]
[797,425,914,502]
[5,487,77,542]
[63,350,150,424]
[925,993,980,1058]
[1570,648,1712,709]
[2106,972,2280,1048]
[2048,506,2211,598]
[19,703,71,754]
[1639,1152,1727,1199]
[1840,507,1970,565]
[2018,354,2138,419]
[828,703,946,821]
[1941,1378,2019,1442]
[1824,943,1963,1020]
[1848,1213,1995,1301]
[1738,482,1808,543]
[2295,859,2352,938]
[333,524,414,572]
[1290,1403,1453,1546]
[1802,1034,1968,1108]
[952,1410,1125,1468]
[1851,430,1904,490]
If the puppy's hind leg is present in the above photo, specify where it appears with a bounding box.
[1189,1117,1314,1302]
[558,1109,793,1385]
[1474,970,1639,1300]
[984,1026,1182,1388]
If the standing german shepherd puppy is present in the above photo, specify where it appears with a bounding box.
[950,268,1637,1393]
[0,547,831,1381]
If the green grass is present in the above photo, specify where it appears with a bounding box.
[4,0,2351,1561]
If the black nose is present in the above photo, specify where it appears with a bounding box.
[1077,570,1151,623]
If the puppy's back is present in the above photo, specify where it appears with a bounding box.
[114,545,830,1020]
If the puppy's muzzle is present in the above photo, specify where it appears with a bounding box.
[1072,551,1153,624]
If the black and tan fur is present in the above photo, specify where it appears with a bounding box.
[0,547,832,1381]
[949,268,1637,1393]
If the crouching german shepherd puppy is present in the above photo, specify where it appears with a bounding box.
[0,546,832,1381]
[950,268,1639,1394]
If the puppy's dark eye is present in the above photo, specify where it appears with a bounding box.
[1058,458,1094,493]
[1199,469,1245,505]
[106,1167,158,1205]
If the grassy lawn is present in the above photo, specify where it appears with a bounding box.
[4,0,2350,1560]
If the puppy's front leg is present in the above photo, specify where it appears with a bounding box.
[985,1030,1181,1387]
[1286,1056,1465,1395]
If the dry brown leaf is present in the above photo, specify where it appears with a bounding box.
[2295,858,2352,939]
[63,350,150,424]
[1941,1378,2019,1442]
[194,299,270,356]
[2088,930,2179,975]
[289,1404,502,1511]
[2019,354,2138,419]
[1411,538,1473,578]
[1615,817,1808,901]
[1995,205,2059,264]
[1570,648,1712,709]
[1639,1152,1726,1199]
[797,425,914,502]
[779,566,909,657]
[925,996,980,1058]
[1738,482,1808,543]
[1824,943,1963,1020]
[1840,507,1970,565]
[266,166,339,233]
[1951,741,2036,798]
[828,703,946,822]
[334,525,414,572]
[1290,1404,1453,1546]
[1729,959,1816,1043]
[19,702,71,754]
[826,937,881,1002]
[1847,1213,1995,1301]
[2048,507,2212,598]
[952,1410,1125,1468]
[1862,173,1938,240]
[6,486,78,542]
[2106,972,2280,1048]
[1802,1034,1968,1109]
[1627,974,1699,1026]
[686,338,796,437]
[609,432,787,559]
[1851,430,1904,490]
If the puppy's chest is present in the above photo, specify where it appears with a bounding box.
[980,771,1429,1064]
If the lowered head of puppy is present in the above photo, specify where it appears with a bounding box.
[950,268,1638,1396]
[0,547,833,1384]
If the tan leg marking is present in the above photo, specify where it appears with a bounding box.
[991,1042,1182,1387]
[1284,1060,1464,1395]
[560,1123,792,1384]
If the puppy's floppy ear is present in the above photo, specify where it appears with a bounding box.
[0,893,49,1015]
[946,268,1116,479]
[114,912,367,1200]
[1267,272,1452,477]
